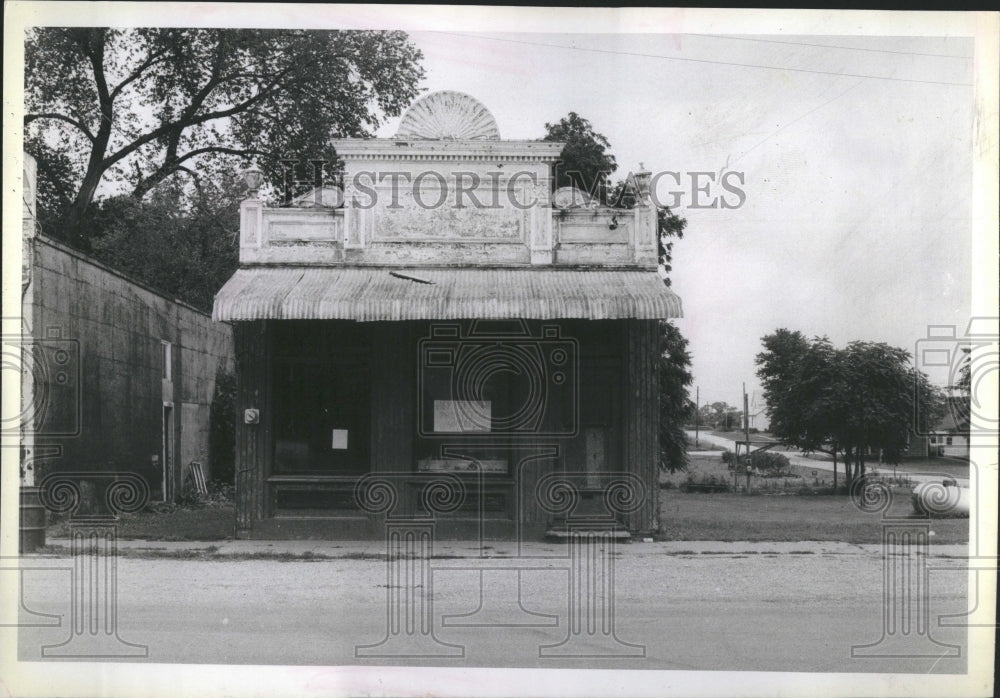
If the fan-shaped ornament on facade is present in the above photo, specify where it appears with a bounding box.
[395,91,501,140]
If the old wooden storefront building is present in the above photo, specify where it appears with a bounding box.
[213,92,683,540]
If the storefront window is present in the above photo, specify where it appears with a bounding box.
[271,323,370,474]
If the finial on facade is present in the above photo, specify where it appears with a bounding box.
[633,163,652,202]
[242,163,264,199]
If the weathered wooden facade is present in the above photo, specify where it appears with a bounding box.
[213,92,682,539]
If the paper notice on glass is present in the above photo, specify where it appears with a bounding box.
[433,400,491,432]
[331,429,349,449]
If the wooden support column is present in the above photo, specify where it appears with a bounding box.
[624,320,659,535]
[370,322,414,475]
[234,320,269,539]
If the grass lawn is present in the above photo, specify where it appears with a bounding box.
[657,490,968,544]
[886,457,971,478]
[710,429,777,442]
[48,505,235,541]
[44,455,969,545]
[658,456,968,544]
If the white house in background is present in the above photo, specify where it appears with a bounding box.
[927,398,970,457]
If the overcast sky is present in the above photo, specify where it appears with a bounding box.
[8,6,988,418]
[372,29,975,414]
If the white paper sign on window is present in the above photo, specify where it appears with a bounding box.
[433,400,491,433]
[331,429,349,449]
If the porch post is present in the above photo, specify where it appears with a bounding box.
[625,319,659,534]
[234,320,268,539]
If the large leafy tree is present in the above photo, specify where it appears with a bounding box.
[25,28,424,246]
[756,332,945,488]
[696,402,744,430]
[82,174,241,311]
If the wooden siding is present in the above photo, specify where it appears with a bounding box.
[234,321,269,538]
[233,318,662,539]
[371,322,415,474]
[625,320,660,534]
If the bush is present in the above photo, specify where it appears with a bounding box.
[209,370,237,485]
[681,473,731,493]
[749,451,791,477]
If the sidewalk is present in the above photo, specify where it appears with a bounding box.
[39,536,970,559]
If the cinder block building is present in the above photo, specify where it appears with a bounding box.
[19,154,234,501]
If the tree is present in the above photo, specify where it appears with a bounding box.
[25,28,424,245]
[542,113,692,470]
[756,331,946,489]
[543,112,617,203]
[83,174,241,311]
[697,402,743,430]
[658,321,694,472]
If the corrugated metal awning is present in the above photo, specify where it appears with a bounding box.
[212,267,682,322]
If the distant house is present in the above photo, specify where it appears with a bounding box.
[906,396,970,459]
[927,398,970,457]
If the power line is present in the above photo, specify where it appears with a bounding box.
[430,31,973,87]
[695,34,972,60]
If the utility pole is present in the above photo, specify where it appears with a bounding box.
[695,386,699,447]
[744,382,751,493]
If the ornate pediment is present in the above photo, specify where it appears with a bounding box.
[396,91,501,141]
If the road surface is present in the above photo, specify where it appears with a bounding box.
[10,540,971,674]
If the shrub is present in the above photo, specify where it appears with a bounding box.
[749,451,791,477]
[681,473,731,493]
[209,370,237,485]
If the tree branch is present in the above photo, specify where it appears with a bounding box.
[110,46,171,100]
[24,113,95,142]
[131,146,268,198]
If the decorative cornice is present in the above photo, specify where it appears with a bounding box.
[332,139,564,163]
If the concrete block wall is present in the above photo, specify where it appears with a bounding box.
[22,235,234,498]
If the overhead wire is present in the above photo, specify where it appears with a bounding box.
[430,31,973,87]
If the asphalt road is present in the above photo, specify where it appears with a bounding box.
[13,541,972,674]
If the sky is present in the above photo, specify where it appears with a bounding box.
[7,6,990,419]
[371,29,976,415]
